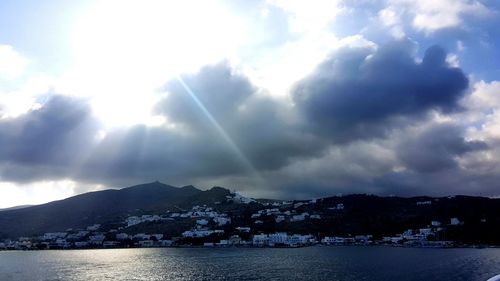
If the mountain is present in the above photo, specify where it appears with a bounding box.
[0,181,231,238]
[0,205,34,211]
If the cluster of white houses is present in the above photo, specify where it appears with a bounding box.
[0,194,466,250]
[0,216,462,250]
[125,205,231,227]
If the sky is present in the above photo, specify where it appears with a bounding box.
[1,0,500,207]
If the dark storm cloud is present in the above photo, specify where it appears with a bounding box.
[396,124,488,173]
[157,62,255,130]
[155,62,324,171]
[1,49,499,198]
[77,124,245,186]
[0,95,99,182]
[292,41,469,141]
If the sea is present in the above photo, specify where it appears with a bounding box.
[0,246,499,281]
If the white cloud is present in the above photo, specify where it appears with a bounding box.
[378,7,405,38]
[462,80,500,140]
[0,45,28,80]
[267,0,344,33]
[387,0,490,34]
[0,74,57,118]
[0,180,76,208]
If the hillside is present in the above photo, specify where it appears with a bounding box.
[0,182,230,238]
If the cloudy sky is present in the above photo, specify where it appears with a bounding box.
[1,0,500,207]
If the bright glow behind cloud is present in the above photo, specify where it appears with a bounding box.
[67,0,247,127]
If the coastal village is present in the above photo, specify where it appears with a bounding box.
[0,192,465,250]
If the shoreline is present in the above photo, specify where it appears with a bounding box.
[1,243,499,252]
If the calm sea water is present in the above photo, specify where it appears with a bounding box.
[0,246,499,281]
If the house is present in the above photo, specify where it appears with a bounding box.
[151,234,164,240]
[354,235,373,243]
[229,235,242,245]
[74,241,89,248]
[89,234,106,245]
[236,227,251,233]
[42,232,67,241]
[126,216,141,226]
[286,234,313,246]
[86,224,101,231]
[158,240,174,247]
[269,232,288,245]
[196,219,209,226]
[419,228,433,236]
[182,230,214,238]
[416,201,432,205]
[103,241,121,248]
[275,215,285,223]
[133,233,151,240]
[450,218,461,225]
[290,214,305,222]
[252,234,269,246]
[213,217,231,226]
[138,240,154,247]
[66,231,89,240]
[322,236,352,245]
[217,240,229,246]
[431,220,441,227]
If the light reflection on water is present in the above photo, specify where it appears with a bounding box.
[0,246,499,281]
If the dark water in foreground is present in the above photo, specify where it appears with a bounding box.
[0,246,499,281]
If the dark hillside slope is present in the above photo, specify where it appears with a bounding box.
[0,182,230,238]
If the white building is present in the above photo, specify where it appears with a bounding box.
[86,224,101,231]
[287,234,312,246]
[269,232,288,245]
[138,240,154,247]
[126,216,142,226]
[431,220,441,227]
[252,234,269,246]
[450,218,461,225]
[275,215,285,223]
[416,201,432,205]
[290,214,305,222]
[89,234,106,245]
[213,217,231,226]
[103,241,121,248]
[74,241,89,248]
[158,240,174,247]
[133,233,151,240]
[42,232,67,241]
[196,219,209,226]
[236,227,251,233]
[251,213,261,219]
[151,234,164,240]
